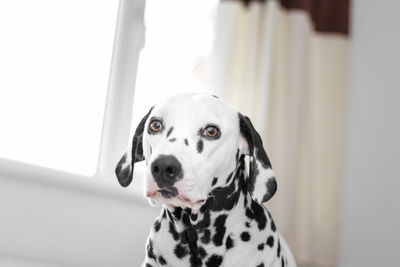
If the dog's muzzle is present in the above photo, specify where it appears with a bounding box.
[150,155,183,198]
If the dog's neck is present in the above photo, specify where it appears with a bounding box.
[166,155,248,223]
[160,156,258,263]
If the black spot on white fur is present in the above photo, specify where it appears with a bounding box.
[206,254,223,267]
[225,235,234,250]
[197,139,204,153]
[169,221,179,241]
[212,177,218,186]
[199,246,207,258]
[266,236,274,247]
[146,239,156,260]
[213,214,227,246]
[240,231,251,242]
[166,126,174,138]
[174,244,188,258]
[201,229,211,244]
[277,239,281,258]
[225,172,233,183]
[245,200,267,230]
[153,220,161,232]
[158,255,167,265]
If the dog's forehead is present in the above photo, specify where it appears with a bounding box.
[151,93,237,125]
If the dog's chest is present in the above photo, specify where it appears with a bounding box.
[148,204,282,267]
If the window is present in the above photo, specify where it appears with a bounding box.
[0,0,119,176]
[0,0,218,191]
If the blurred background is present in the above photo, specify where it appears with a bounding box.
[0,0,399,266]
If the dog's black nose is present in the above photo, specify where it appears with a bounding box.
[151,155,182,184]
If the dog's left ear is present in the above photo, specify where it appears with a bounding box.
[115,107,153,187]
[238,113,277,203]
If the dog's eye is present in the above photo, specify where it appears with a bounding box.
[149,120,163,132]
[203,126,220,138]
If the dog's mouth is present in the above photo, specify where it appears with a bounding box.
[147,188,205,208]
[157,188,178,198]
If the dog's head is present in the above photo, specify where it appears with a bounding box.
[115,93,276,210]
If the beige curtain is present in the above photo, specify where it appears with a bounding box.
[206,1,350,266]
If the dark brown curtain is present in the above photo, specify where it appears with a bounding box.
[223,0,350,35]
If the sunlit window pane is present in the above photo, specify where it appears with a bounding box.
[0,0,119,175]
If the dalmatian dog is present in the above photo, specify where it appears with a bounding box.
[115,93,296,267]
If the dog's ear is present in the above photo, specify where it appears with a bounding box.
[238,113,277,203]
[115,107,153,187]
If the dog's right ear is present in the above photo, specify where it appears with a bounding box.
[115,107,153,187]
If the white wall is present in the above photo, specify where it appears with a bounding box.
[0,171,160,267]
[339,0,400,266]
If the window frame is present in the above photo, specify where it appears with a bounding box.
[0,0,146,202]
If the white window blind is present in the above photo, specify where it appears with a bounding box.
[0,0,119,176]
